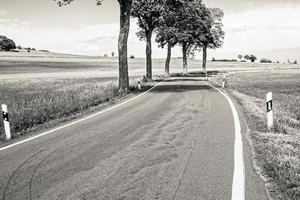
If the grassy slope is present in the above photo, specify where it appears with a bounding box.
[0,51,147,142]
[211,70,300,200]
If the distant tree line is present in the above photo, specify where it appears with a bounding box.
[238,54,298,65]
[240,54,257,62]
[54,0,225,90]
[212,58,237,62]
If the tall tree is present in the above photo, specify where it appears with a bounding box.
[200,8,224,72]
[131,0,165,80]
[173,0,209,75]
[155,0,183,77]
[54,0,132,91]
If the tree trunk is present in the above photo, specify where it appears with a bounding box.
[118,0,132,91]
[182,43,188,75]
[145,30,153,80]
[202,45,207,73]
[164,42,172,77]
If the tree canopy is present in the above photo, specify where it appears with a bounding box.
[131,0,167,80]
[54,0,132,91]
[0,35,16,51]
[53,0,226,81]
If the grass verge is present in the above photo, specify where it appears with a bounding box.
[0,78,145,143]
[210,71,300,200]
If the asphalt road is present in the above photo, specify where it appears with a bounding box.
[0,77,268,200]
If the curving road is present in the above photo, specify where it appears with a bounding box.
[0,77,268,200]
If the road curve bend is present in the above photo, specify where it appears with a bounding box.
[0,77,268,200]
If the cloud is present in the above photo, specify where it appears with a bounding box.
[0,1,299,61]
[216,3,300,60]
[80,36,118,44]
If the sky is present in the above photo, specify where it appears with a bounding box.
[0,0,299,62]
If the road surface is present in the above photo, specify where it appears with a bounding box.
[0,77,268,200]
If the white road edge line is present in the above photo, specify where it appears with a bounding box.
[0,81,163,152]
[206,82,245,200]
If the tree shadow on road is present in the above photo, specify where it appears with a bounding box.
[149,84,212,93]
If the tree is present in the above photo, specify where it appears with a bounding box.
[131,0,165,80]
[249,55,257,62]
[238,54,243,61]
[54,0,132,91]
[0,35,16,51]
[244,55,250,61]
[155,0,183,77]
[199,7,224,72]
[173,0,210,75]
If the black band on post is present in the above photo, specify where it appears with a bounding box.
[3,111,9,122]
[266,100,273,112]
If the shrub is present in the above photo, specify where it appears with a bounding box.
[130,55,135,59]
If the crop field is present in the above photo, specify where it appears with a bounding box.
[211,70,300,199]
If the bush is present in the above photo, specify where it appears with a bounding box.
[130,55,135,59]
[0,35,16,51]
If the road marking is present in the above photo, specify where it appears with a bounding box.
[206,82,245,200]
[0,82,162,152]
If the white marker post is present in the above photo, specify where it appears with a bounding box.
[137,81,141,90]
[222,75,226,88]
[266,92,273,130]
[2,104,11,140]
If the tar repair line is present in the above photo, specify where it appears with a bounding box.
[206,82,245,200]
[0,82,163,152]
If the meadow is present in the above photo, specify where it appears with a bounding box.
[211,70,300,199]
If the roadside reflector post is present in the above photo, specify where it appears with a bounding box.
[2,104,11,140]
[266,92,273,130]
[222,75,226,88]
[137,81,141,90]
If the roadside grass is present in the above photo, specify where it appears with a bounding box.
[210,71,300,200]
[0,78,143,142]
